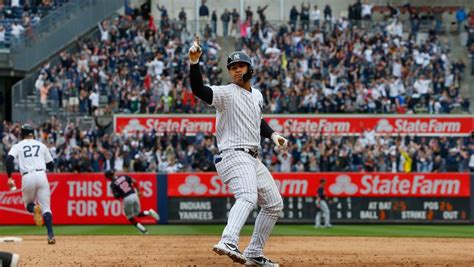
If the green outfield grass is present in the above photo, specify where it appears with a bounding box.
[0,225,473,238]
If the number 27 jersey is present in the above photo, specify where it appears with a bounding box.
[8,139,53,174]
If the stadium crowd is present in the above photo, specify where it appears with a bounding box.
[2,119,473,173]
[34,11,220,116]
[238,4,471,115]
[32,2,472,116]
[0,0,71,47]
[4,3,473,174]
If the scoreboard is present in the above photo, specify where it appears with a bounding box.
[168,196,471,223]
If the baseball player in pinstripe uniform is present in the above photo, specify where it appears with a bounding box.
[189,36,288,266]
[6,124,56,244]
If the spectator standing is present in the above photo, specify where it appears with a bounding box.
[221,9,230,37]
[211,9,217,37]
[230,8,239,37]
[361,0,373,28]
[324,4,332,22]
[89,90,99,116]
[289,5,299,32]
[300,3,310,31]
[199,0,209,34]
[245,6,253,25]
[456,7,467,34]
[257,5,269,24]
[11,21,25,39]
[310,5,320,29]
[178,7,187,30]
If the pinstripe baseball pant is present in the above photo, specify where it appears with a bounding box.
[215,149,283,258]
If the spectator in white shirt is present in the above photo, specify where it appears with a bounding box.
[150,55,164,78]
[362,2,373,28]
[98,21,110,42]
[392,58,402,77]
[11,21,24,38]
[0,26,5,45]
[414,75,431,95]
[413,75,432,106]
[11,0,20,7]
[310,5,321,28]
[278,151,292,172]
[364,47,373,63]
[89,90,99,116]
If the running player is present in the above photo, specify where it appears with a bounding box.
[104,170,159,234]
[6,124,56,244]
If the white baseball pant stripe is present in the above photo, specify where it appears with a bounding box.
[215,149,283,258]
[22,171,51,214]
[315,200,330,227]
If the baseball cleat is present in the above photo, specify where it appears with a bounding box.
[213,242,247,264]
[136,222,148,234]
[245,256,279,266]
[34,205,43,226]
[47,235,56,245]
[149,209,160,221]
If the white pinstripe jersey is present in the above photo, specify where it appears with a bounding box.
[210,84,264,151]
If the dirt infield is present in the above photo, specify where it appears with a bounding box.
[1,235,473,266]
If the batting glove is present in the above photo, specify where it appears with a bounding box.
[189,36,202,65]
[271,132,288,149]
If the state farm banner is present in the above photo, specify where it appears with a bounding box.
[114,114,473,136]
[0,173,157,225]
[167,172,470,198]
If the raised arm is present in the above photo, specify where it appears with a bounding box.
[189,36,213,105]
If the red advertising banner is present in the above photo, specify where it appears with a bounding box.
[0,173,157,225]
[114,114,473,136]
[167,172,471,198]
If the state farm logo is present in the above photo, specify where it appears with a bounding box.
[329,175,358,195]
[178,175,207,195]
[0,182,59,215]
[375,119,393,133]
[123,119,147,132]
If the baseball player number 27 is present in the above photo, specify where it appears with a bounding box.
[23,145,40,157]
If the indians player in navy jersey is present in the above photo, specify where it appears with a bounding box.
[315,179,332,228]
[189,36,289,266]
[104,170,159,233]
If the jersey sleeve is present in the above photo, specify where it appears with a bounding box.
[7,144,19,159]
[43,144,53,163]
[110,184,121,198]
[210,85,231,111]
[125,176,133,185]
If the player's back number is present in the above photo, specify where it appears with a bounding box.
[23,145,40,158]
